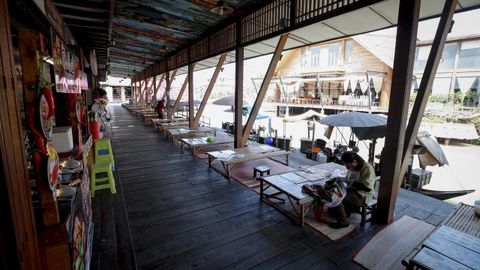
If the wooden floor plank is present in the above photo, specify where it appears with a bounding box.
[90,105,457,270]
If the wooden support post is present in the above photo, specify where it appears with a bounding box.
[19,31,60,226]
[234,46,244,148]
[135,80,141,104]
[132,80,136,102]
[130,81,133,101]
[0,2,41,267]
[241,34,288,145]
[172,65,195,115]
[144,74,149,106]
[151,75,157,106]
[377,0,420,225]
[188,63,194,127]
[166,71,171,119]
[152,74,165,105]
[192,53,227,127]
[140,77,149,105]
[162,69,176,101]
[166,69,177,119]
[400,0,457,183]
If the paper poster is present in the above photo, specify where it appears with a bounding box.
[53,35,81,94]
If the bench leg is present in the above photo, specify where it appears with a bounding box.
[361,206,367,226]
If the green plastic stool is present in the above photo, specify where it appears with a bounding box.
[95,138,115,169]
[90,162,116,197]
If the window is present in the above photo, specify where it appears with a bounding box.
[301,48,308,68]
[458,40,480,69]
[415,43,457,71]
[310,46,321,67]
[414,46,431,71]
[438,43,457,70]
[345,40,353,64]
[125,87,132,98]
[310,42,342,68]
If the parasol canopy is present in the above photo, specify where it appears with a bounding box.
[320,112,387,128]
[178,100,202,106]
[212,95,248,106]
[284,109,325,122]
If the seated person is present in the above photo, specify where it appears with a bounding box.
[155,99,166,119]
[328,151,376,229]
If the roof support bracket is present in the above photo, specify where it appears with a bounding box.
[192,53,227,127]
[400,0,457,180]
[241,34,289,146]
[166,69,177,119]
[172,64,195,116]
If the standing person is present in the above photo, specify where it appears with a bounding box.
[156,98,165,119]
[328,151,376,229]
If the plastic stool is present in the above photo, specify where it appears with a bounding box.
[90,162,116,197]
[95,138,114,168]
[254,165,271,178]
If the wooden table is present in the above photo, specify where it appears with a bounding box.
[409,225,480,269]
[259,162,346,226]
[141,112,158,122]
[207,145,290,180]
[180,135,233,155]
[168,127,215,142]
[151,118,185,128]
[156,121,189,133]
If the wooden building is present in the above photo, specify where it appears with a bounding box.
[267,36,393,113]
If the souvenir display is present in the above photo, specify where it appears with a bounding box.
[72,206,86,270]
[46,141,59,194]
[39,94,54,140]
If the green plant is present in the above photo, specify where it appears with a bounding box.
[448,92,464,105]
[463,90,479,107]
[409,91,417,102]
[428,94,448,103]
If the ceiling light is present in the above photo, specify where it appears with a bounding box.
[210,1,233,15]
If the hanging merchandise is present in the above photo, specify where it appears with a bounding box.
[46,141,59,197]
[38,94,54,140]
[88,112,100,140]
[36,56,56,140]
[75,96,86,126]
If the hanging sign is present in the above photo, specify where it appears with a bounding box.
[53,35,81,94]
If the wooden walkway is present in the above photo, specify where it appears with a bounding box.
[91,105,456,270]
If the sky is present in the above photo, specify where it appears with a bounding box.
[374,8,480,40]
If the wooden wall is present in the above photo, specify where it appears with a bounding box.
[0,0,40,268]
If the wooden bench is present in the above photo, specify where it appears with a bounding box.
[359,177,380,226]
[402,203,480,269]
[253,165,271,178]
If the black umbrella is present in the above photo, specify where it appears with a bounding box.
[320,112,387,128]
[320,112,388,162]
